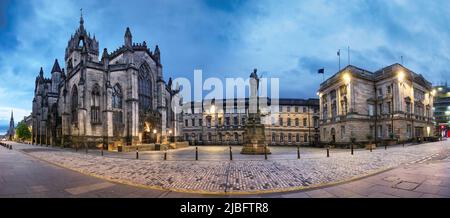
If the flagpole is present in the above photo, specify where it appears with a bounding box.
[348,46,350,66]
[338,49,341,71]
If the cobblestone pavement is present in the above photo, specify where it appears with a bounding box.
[4,140,450,194]
[1,141,450,197]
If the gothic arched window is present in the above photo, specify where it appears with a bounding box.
[91,84,101,123]
[112,84,122,109]
[112,84,123,136]
[71,85,78,124]
[138,63,152,112]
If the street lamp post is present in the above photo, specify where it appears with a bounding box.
[153,129,157,143]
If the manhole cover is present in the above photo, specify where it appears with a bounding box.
[393,181,420,191]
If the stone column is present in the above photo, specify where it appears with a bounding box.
[103,82,113,149]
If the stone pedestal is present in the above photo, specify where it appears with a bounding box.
[241,113,271,155]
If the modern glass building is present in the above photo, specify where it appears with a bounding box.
[433,84,450,137]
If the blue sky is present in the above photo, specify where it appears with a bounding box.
[1,0,450,130]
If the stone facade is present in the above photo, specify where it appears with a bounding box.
[31,15,181,149]
[181,98,320,146]
[318,63,434,144]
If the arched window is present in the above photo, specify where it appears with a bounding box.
[71,85,78,124]
[112,84,123,136]
[112,84,122,109]
[138,63,152,112]
[78,37,85,47]
[234,132,239,142]
[91,85,101,123]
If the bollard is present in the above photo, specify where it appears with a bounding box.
[327,147,330,157]
[164,150,167,160]
[75,145,78,152]
[385,144,387,150]
[9,144,12,150]
[403,142,405,147]
[195,146,198,161]
[264,145,268,160]
[136,147,139,159]
[351,144,354,155]
[297,145,300,159]
[370,145,372,152]
[85,145,88,154]
[101,146,104,156]
[229,146,233,161]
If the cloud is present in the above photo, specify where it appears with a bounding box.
[1,0,450,115]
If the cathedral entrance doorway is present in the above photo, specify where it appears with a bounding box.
[330,128,336,144]
[142,122,157,143]
[139,110,161,144]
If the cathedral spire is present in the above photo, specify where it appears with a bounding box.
[102,48,109,58]
[39,67,44,78]
[124,27,132,47]
[10,110,13,122]
[51,59,62,73]
[154,45,161,63]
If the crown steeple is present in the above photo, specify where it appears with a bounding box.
[65,9,99,64]
[79,8,84,29]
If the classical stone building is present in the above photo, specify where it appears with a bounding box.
[32,14,181,149]
[181,98,319,146]
[318,63,434,144]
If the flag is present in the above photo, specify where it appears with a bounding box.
[337,49,340,56]
[318,68,324,74]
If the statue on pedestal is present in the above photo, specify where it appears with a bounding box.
[241,69,271,155]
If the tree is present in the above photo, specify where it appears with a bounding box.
[15,121,31,141]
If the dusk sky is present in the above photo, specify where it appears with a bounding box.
[1,0,450,131]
